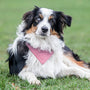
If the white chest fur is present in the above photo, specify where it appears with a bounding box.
[24,34,65,78]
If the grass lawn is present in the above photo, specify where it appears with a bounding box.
[0,0,90,89]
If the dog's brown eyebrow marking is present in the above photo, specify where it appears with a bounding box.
[39,14,43,19]
[48,15,54,20]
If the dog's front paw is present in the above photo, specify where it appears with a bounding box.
[29,78,41,85]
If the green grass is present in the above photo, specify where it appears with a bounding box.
[0,0,90,89]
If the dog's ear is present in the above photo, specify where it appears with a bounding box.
[22,11,34,31]
[56,12,72,33]
[60,12,72,27]
[23,6,39,21]
[23,11,33,23]
[22,6,39,31]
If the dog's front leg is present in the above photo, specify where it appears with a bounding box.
[18,69,41,85]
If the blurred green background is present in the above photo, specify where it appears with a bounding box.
[0,0,90,89]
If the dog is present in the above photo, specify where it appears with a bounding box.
[7,6,90,85]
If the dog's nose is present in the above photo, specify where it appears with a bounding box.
[41,26,48,33]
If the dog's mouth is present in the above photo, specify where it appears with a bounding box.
[40,33,48,36]
[36,34,47,39]
[35,32,49,38]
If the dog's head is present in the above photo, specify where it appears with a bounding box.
[22,6,72,39]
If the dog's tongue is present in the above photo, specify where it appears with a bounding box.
[26,43,54,64]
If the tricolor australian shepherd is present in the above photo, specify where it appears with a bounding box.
[7,6,90,85]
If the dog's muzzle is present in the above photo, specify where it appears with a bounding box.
[41,26,48,36]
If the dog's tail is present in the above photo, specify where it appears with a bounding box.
[63,46,90,69]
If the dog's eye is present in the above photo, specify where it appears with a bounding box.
[49,19,55,25]
[33,17,42,26]
[36,17,41,23]
[37,18,41,21]
[49,19,53,23]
